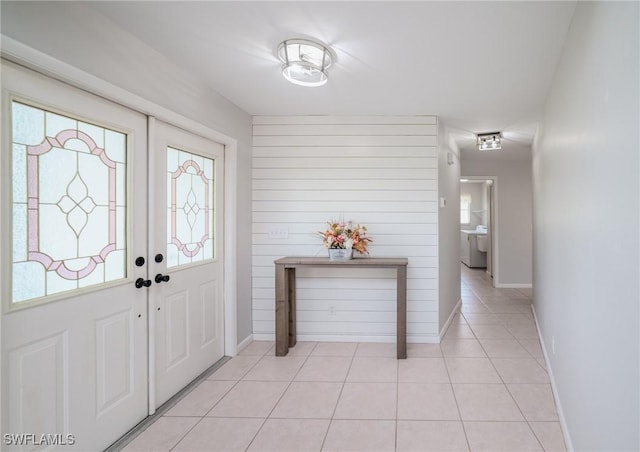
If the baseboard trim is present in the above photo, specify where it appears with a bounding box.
[251,333,440,344]
[237,334,253,354]
[439,298,462,340]
[531,305,574,451]
[495,283,533,289]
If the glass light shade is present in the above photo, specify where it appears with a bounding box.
[277,39,333,87]
[477,133,502,151]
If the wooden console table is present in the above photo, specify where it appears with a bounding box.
[274,257,409,359]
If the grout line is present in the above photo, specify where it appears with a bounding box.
[319,345,357,451]
[243,342,319,451]
[443,353,472,452]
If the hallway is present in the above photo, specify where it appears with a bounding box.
[120,266,564,451]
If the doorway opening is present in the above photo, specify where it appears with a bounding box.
[459,176,497,286]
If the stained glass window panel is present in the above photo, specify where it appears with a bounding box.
[166,147,215,269]
[11,101,128,304]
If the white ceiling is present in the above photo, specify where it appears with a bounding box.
[77,2,577,156]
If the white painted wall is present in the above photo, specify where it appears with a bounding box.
[461,158,532,286]
[252,116,440,342]
[533,2,639,450]
[0,2,255,344]
[437,123,462,334]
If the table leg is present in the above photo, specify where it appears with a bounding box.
[397,265,407,359]
[288,268,297,347]
[275,263,289,356]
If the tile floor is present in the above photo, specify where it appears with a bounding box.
[123,265,566,451]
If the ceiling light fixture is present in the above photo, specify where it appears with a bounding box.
[477,132,502,151]
[277,38,334,87]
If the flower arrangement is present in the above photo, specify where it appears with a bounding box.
[318,220,371,254]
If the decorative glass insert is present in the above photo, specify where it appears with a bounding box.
[11,101,127,303]
[166,147,215,268]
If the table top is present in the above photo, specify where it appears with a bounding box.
[274,256,408,267]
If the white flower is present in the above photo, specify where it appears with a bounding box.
[345,238,354,249]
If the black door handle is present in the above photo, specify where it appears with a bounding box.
[135,278,152,289]
[155,273,170,284]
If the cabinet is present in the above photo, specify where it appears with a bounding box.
[461,231,487,268]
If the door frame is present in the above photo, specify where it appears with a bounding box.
[0,36,239,417]
[459,175,499,287]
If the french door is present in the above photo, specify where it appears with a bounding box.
[1,62,226,449]
[1,61,149,450]
[152,121,225,407]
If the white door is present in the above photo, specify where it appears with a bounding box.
[1,62,148,449]
[152,121,225,407]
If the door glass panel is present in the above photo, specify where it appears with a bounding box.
[166,146,215,269]
[11,101,127,304]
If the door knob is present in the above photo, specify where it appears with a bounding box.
[155,273,170,284]
[135,278,152,289]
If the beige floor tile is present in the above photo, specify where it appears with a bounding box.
[445,358,501,383]
[453,384,524,421]
[399,357,450,383]
[507,384,559,421]
[468,287,503,297]
[441,339,487,358]
[464,421,542,451]
[242,356,306,381]
[450,313,468,325]
[519,339,545,358]
[460,304,490,314]
[461,295,482,303]
[173,418,263,452]
[518,305,535,315]
[444,324,476,339]
[537,358,547,370]
[311,342,358,357]
[285,341,318,356]
[506,322,540,339]
[481,295,530,304]
[247,418,330,452]
[398,383,459,420]
[491,358,549,383]
[123,417,200,452]
[239,341,275,356]
[347,357,398,382]
[355,342,397,357]
[469,325,514,339]
[493,313,533,325]
[462,313,501,325]
[295,356,352,382]
[208,355,262,380]
[517,288,533,299]
[165,380,235,417]
[407,343,442,357]
[479,339,531,358]
[396,420,469,452]
[208,381,288,418]
[334,382,397,420]
[271,382,342,419]
[529,422,567,451]
[483,302,524,314]
[322,419,396,452]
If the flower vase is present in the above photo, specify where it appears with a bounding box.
[328,248,353,261]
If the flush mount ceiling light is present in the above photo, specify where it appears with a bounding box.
[477,132,502,151]
[277,38,334,87]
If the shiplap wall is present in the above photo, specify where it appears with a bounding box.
[252,116,439,342]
